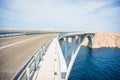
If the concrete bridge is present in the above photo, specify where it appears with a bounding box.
[58,32,95,80]
[10,32,95,80]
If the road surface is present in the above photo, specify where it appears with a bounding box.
[0,34,55,80]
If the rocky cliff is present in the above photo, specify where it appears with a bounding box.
[81,32,120,48]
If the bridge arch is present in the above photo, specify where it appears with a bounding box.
[57,32,95,80]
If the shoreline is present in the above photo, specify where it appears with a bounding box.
[81,45,120,49]
[81,32,120,48]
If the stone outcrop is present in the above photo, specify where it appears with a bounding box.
[81,32,120,48]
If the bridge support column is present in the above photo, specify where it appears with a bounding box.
[66,36,76,66]
[80,35,85,43]
[74,36,80,51]
[71,36,76,56]
[87,35,94,48]
[78,36,81,44]
[65,39,82,80]
[65,37,68,60]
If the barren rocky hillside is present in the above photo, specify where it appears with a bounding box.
[81,32,120,48]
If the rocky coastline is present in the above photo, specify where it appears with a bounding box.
[81,32,120,48]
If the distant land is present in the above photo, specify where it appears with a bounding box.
[82,32,120,48]
[0,28,70,32]
[0,28,120,48]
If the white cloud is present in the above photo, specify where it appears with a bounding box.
[0,0,120,31]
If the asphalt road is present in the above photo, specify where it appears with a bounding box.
[0,34,55,80]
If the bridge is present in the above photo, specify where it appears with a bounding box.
[0,31,95,80]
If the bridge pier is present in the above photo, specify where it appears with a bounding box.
[77,36,81,45]
[65,37,68,60]
[71,36,76,54]
[86,34,94,48]
[66,36,76,67]
[80,35,85,43]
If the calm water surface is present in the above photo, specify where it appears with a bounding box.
[69,46,120,80]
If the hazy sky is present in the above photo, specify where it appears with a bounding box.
[0,0,120,31]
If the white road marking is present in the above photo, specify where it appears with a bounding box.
[0,36,47,50]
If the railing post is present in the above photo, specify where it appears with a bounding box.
[38,51,41,62]
[40,50,43,61]
[26,67,30,80]
[34,55,37,71]
[43,46,45,55]
[34,55,39,71]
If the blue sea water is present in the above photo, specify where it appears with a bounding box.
[68,46,120,80]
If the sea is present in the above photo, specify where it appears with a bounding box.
[68,46,120,80]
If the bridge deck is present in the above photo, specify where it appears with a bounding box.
[33,38,59,80]
[0,34,55,80]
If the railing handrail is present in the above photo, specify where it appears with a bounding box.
[12,34,56,80]
[0,32,24,38]
[58,32,95,40]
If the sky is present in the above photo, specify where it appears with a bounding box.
[0,0,120,31]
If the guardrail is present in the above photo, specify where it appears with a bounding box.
[58,32,95,40]
[12,35,56,80]
[0,31,58,38]
[0,32,24,38]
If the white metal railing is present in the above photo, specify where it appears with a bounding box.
[12,35,56,80]
[0,33,24,37]
[0,30,58,38]
[58,32,95,40]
